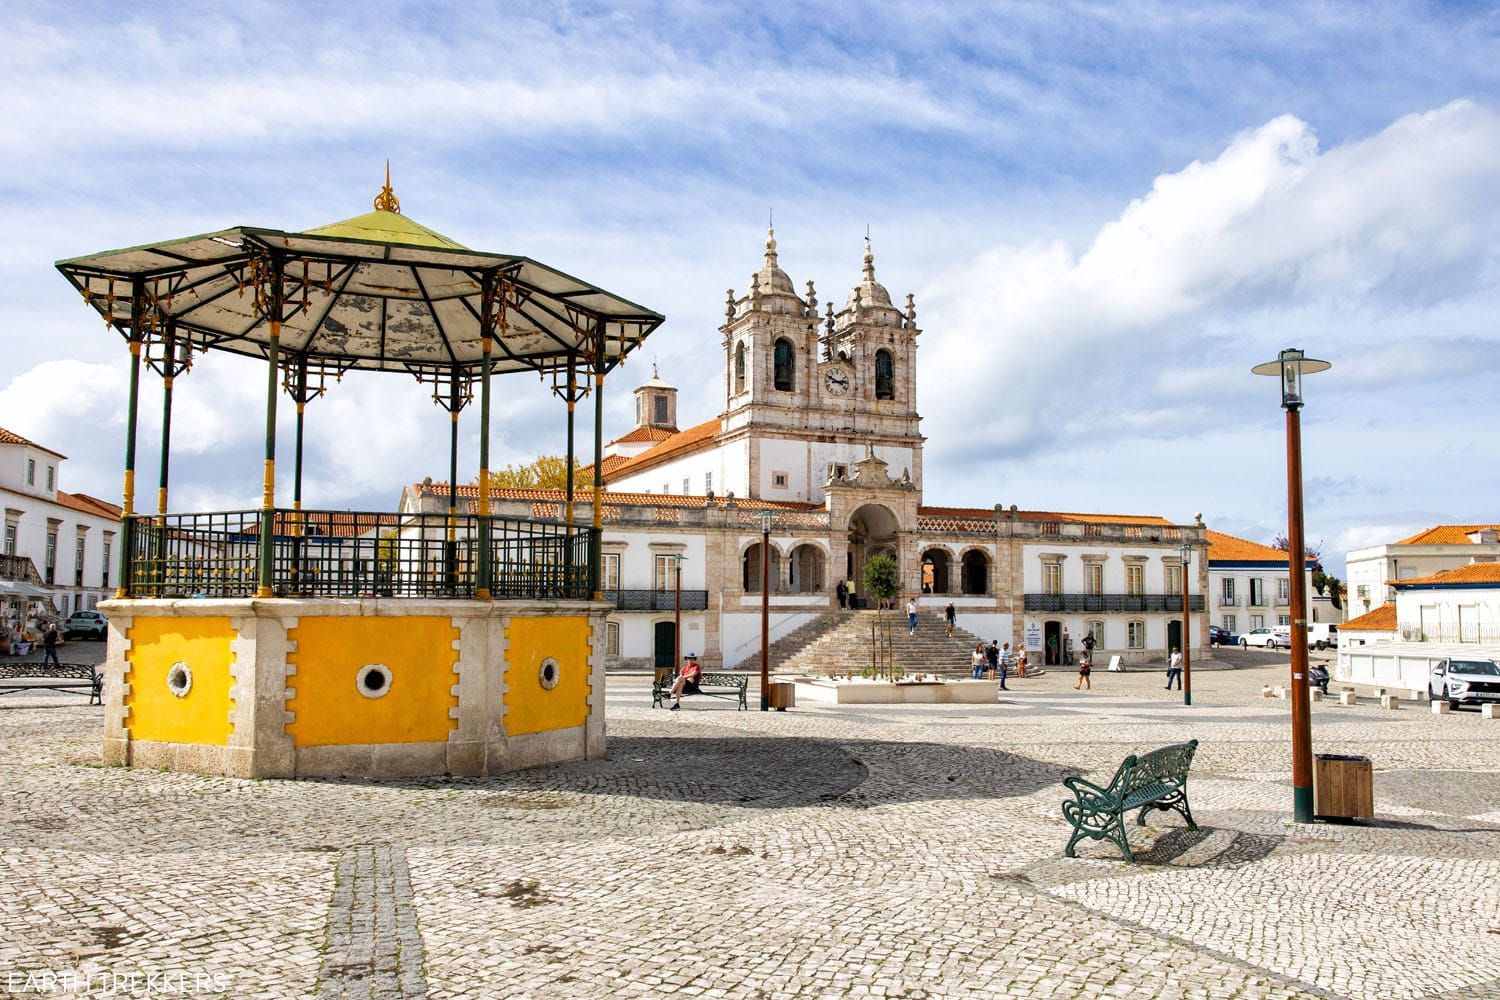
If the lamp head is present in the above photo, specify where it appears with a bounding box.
[758,509,774,533]
[1251,347,1331,410]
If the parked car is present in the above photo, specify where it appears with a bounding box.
[1239,627,1288,649]
[62,610,108,640]
[1208,625,1237,647]
[1429,658,1500,709]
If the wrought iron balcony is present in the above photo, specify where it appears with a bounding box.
[603,589,709,611]
[1024,593,1206,613]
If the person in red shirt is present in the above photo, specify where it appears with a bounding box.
[669,653,702,710]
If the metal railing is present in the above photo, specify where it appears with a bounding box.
[604,589,710,611]
[1024,594,1207,613]
[122,509,598,601]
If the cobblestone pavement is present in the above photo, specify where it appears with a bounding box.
[2,662,1498,998]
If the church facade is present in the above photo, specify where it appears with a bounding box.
[401,231,1207,670]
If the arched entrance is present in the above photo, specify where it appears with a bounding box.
[788,544,825,593]
[653,620,677,671]
[961,550,990,595]
[1044,620,1063,665]
[922,548,951,594]
[742,542,781,593]
[1167,620,1182,654]
[847,504,901,606]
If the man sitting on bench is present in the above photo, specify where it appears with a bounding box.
[669,652,703,710]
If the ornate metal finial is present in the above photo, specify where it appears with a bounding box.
[652,362,659,379]
[373,160,401,214]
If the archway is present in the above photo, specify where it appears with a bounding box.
[742,542,782,594]
[960,550,989,595]
[788,544,825,594]
[922,548,951,595]
[847,504,900,607]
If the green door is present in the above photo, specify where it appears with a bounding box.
[653,621,677,670]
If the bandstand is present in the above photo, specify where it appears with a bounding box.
[56,172,663,778]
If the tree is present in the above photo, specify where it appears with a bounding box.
[476,455,582,490]
[862,553,901,605]
[1273,534,1323,574]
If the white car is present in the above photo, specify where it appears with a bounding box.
[1429,658,1500,709]
[1239,627,1288,649]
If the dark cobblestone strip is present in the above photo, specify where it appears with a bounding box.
[317,845,427,1000]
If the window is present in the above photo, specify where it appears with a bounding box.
[601,553,620,592]
[773,338,794,391]
[1223,614,1236,632]
[1128,621,1146,649]
[663,482,670,494]
[704,472,712,494]
[1222,578,1236,603]
[1087,620,1105,646]
[874,349,894,400]
[74,536,85,587]
[1126,564,1143,596]
[1277,615,1291,627]
[682,477,690,494]
[26,459,34,485]
[1165,562,1181,595]
[654,395,668,424]
[45,529,57,584]
[46,466,54,491]
[734,343,746,393]
[606,621,620,656]
[102,537,111,588]
[1251,614,1265,630]
[1250,578,1265,606]
[1043,562,1062,595]
[654,554,678,592]
[1356,584,1370,603]
[1087,564,1103,596]
[1277,577,1290,602]
[772,472,788,489]
[3,524,13,556]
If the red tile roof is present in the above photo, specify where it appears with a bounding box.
[55,492,121,519]
[1392,563,1500,587]
[410,482,818,514]
[1018,510,1174,526]
[0,426,66,459]
[1206,530,1290,563]
[1394,524,1500,545]
[609,426,678,445]
[1341,603,1396,632]
[599,417,723,480]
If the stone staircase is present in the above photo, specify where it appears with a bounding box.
[776,611,1001,679]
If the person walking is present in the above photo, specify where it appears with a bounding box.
[986,640,999,680]
[1082,630,1097,661]
[41,622,61,667]
[944,602,956,638]
[1166,647,1183,690]
[906,598,918,636]
[1074,654,1092,691]
[970,643,987,679]
[997,642,1012,691]
[836,580,847,610]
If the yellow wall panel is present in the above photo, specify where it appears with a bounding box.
[287,616,459,747]
[505,616,592,736]
[126,617,236,746]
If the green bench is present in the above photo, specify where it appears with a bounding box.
[1062,739,1199,862]
[652,669,748,710]
[0,662,103,706]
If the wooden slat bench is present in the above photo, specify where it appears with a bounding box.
[1061,738,1199,862]
[0,662,103,706]
[652,669,748,711]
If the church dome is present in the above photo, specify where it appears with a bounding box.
[844,238,896,311]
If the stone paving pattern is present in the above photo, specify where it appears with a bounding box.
[1,658,1498,998]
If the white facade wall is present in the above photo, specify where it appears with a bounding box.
[1206,564,1335,632]
[1344,542,1500,617]
[609,438,751,500]
[722,610,821,669]
[1393,585,1500,644]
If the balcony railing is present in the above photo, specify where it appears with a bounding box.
[1024,593,1206,613]
[1218,596,1240,607]
[121,509,598,601]
[604,589,709,611]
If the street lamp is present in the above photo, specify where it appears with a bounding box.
[671,552,684,679]
[1252,347,1331,824]
[758,509,774,712]
[1178,541,1193,707]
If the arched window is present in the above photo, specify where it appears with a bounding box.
[961,550,989,595]
[875,349,894,400]
[734,343,746,393]
[773,339,794,391]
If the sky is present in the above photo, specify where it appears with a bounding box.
[2,1,1499,578]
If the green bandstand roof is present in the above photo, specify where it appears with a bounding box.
[55,171,663,378]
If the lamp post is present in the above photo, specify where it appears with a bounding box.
[1178,541,1193,707]
[671,552,684,678]
[1252,347,1331,824]
[759,510,773,712]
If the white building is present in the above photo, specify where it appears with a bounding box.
[1205,530,1338,635]
[0,426,121,628]
[402,231,1208,669]
[1344,523,1500,618]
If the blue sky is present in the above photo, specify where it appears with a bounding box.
[3,1,1500,575]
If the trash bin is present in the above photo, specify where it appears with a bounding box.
[1313,753,1373,820]
[767,681,796,711]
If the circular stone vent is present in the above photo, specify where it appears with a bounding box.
[539,657,560,690]
[166,661,193,698]
[356,663,393,699]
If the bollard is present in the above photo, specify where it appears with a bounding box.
[1262,685,1275,698]
[1380,694,1400,710]
[1338,691,1357,706]
[1483,704,1499,720]
[1274,685,1287,700]
[1431,700,1450,715]
[1311,688,1323,702]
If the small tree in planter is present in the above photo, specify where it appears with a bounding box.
[862,554,902,679]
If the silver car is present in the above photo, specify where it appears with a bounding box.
[1429,658,1500,709]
